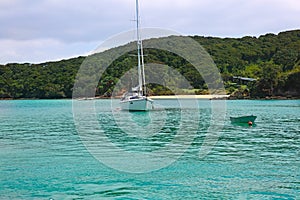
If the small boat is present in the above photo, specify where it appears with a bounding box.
[120,0,153,111]
[230,115,257,123]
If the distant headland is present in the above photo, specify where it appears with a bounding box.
[0,29,299,100]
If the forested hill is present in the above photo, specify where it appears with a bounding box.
[1,29,299,99]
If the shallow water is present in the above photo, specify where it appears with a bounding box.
[0,99,299,199]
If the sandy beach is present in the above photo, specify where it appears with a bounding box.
[149,95,230,99]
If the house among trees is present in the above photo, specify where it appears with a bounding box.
[232,76,257,85]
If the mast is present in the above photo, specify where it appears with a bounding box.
[136,0,143,95]
[141,39,147,96]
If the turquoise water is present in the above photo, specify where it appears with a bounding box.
[0,99,299,199]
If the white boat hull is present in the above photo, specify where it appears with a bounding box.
[120,97,153,111]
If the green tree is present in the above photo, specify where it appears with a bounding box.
[253,62,282,96]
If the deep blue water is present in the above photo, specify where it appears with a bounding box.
[0,99,299,199]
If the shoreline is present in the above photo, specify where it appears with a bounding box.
[149,95,230,100]
[1,94,300,100]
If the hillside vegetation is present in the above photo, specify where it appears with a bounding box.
[1,29,299,99]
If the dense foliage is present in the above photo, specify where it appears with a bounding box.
[1,29,299,99]
[0,58,84,99]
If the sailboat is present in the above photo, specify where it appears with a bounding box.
[120,0,154,111]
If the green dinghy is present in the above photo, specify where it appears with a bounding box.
[230,115,257,123]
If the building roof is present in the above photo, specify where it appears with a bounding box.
[232,76,257,82]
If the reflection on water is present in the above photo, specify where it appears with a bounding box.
[129,111,151,127]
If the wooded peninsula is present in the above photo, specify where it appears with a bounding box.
[1,29,299,99]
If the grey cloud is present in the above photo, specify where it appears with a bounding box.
[0,0,299,64]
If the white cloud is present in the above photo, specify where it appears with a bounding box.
[0,38,96,64]
[139,0,300,37]
[0,0,299,64]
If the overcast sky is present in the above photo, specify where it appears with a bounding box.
[1,0,299,64]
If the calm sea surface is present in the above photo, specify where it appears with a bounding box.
[0,99,299,199]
